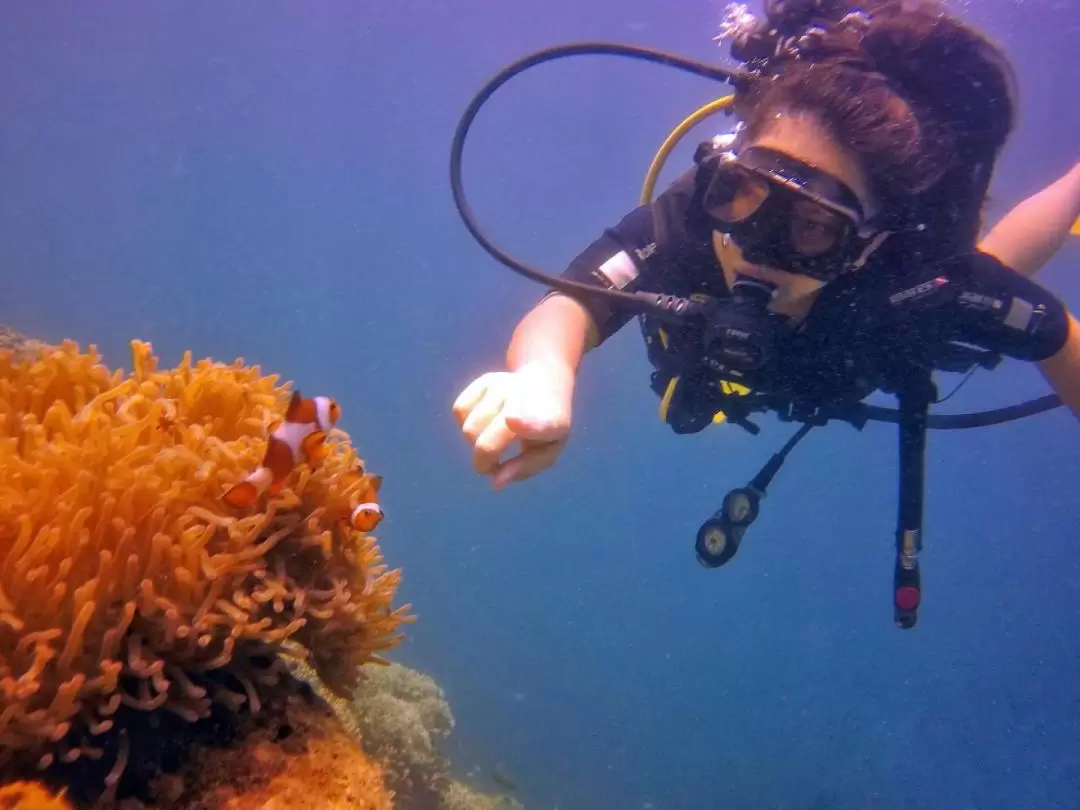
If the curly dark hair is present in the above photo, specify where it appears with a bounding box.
[729,0,1016,252]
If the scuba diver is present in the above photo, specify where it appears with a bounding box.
[450,0,1080,627]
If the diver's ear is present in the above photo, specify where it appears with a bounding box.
[850,230,892,272]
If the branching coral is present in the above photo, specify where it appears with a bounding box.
[289,657,455,808]
[0,328,45,365]
[288,657,526,810]
[439,781,524,810]
[351,661,455,803]
[0,339,411,796]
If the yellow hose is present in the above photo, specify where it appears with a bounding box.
[640,95,735,205]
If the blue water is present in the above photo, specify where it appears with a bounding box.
[2,1,1078,808]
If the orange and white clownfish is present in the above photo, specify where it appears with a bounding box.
[223,390,341,508]
[340,465,384,532]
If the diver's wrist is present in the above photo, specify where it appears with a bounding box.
[513,357,577,401]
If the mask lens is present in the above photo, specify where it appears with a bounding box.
[699,146,874,281]
[703,165,771,224]
[788,200,851,257]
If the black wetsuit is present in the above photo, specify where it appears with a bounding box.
[547,169,1071,424]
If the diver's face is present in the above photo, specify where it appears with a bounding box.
[713,112,878,323]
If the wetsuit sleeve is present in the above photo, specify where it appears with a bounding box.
[542,170,698,345]
[933,251,1071,361]
[540,205,657,344]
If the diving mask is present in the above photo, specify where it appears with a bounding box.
[696,144,877,282]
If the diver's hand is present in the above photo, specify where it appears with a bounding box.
[452,360,573,490]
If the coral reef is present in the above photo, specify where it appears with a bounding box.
[439,782,523,810]
[0,328,46,364]
[351,660,455,805]
[289,658,522,810]
[0,338,411,801]
[120,686,394,810]
[289,658,453,807]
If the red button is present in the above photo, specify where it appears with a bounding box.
[895,586,920,611]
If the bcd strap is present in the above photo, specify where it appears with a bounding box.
[655,374,717,434]
[654,373,759,435]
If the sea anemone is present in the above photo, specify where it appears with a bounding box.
[0,339,411,798]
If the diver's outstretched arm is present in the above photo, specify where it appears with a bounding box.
[978,161,1080,279]
[1038,312,1080,421]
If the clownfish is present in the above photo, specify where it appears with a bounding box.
[340,465,384,532]
[223,390,341,508]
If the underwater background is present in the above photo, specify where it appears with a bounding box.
[1,0,1077,808]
